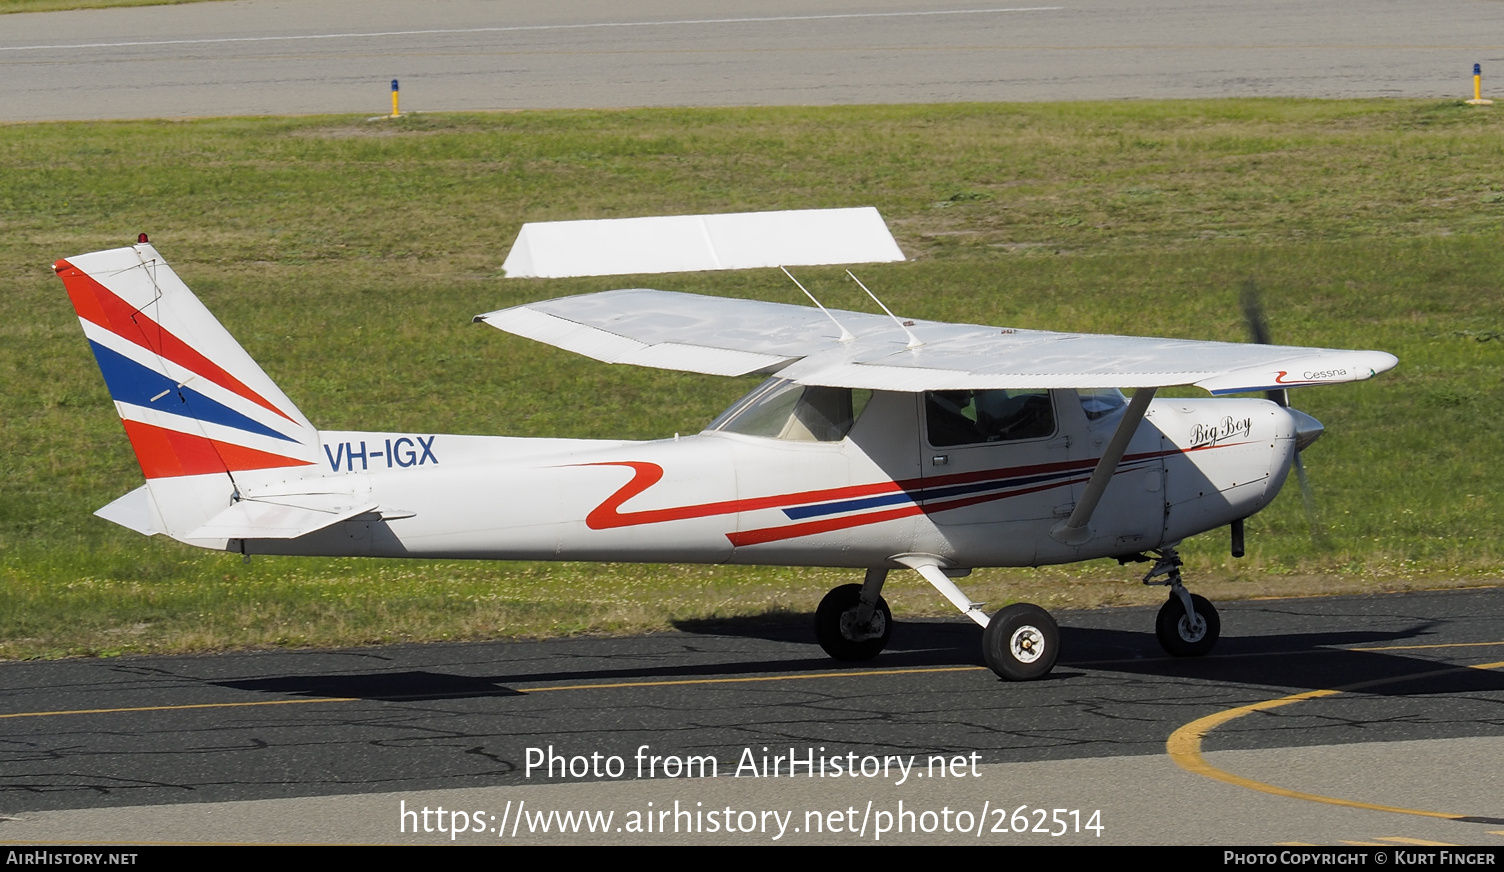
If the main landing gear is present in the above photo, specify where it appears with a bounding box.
[815,548,1220,680]
[814,565,1061,681]
[814,569,893,661]
[981,603,1059,681]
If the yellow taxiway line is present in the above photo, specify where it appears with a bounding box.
[1167,655,1504,822]
[0,665,988,720]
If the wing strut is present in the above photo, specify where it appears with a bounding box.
[1049,387,1158,546]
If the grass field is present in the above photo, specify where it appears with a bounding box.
[2,101,1502,658]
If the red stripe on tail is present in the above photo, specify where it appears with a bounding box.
[55,260,297,423]
[120,420,315,479]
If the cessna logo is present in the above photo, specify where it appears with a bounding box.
[1189,416,1252,448]
[1276,368,1349,384]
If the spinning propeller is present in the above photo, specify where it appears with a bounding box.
[1240,279,1329,546]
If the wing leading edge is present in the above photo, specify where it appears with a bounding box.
[475,290,1397,393]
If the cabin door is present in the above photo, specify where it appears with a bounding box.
[918,388,1073,527]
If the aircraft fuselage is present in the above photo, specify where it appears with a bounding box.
[223,391,1294,570]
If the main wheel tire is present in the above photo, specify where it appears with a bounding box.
[982,603,1059,681]
[1156,593,1220,657]
[814,583,892,661]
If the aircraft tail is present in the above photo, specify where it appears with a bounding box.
[57,242,326,541]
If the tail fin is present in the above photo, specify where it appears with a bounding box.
[57,243,320,479]
[58,243,324,542]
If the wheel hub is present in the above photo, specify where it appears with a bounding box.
[1010,625,1044,663]
[840,607,886,642]
[1178,613,1207,643]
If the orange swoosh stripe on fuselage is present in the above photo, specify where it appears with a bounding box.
[576,441,1254,545]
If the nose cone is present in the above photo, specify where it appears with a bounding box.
[1290,408,1324,452]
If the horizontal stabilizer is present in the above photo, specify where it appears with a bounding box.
[187,493,378,540]
[501,207,905,278]
[95,486,163,536]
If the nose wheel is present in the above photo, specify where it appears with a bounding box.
[1142,548,1220,657]
[1156,592,1219,657]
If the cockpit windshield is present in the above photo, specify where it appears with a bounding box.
[1077,387,1128,421]
[707,378,872,442]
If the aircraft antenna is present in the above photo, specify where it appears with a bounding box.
[847,270,922,348]
[780,266,854,342]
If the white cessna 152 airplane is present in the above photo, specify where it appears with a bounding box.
[57,237,1396,681]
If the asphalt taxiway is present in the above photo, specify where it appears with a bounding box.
[3,588,1502,844]
[4,0,1503,121]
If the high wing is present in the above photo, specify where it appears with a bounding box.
[475,289,1397,393]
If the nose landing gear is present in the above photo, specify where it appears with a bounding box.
[1142,548,1220,657]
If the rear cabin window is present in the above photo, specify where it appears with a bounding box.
[925,389,1055,447]
[708,378,872,443]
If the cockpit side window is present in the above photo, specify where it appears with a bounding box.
[708,378,872,442]
[925,389,1055,447]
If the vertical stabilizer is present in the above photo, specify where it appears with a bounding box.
[57,243,322,539]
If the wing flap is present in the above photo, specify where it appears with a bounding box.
[484,305,646,362]
[477,289,884,376]
[613,342,792,377]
